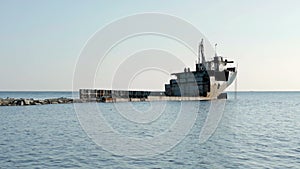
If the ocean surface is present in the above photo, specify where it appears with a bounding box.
[0,91,300,168]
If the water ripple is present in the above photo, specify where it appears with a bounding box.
[0,92,300,168]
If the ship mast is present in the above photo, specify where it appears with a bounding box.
[198,41,201,64]
[215,43,217,57]
[199,39,206,64]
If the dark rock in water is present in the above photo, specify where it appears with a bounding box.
[0,97,78,106]
[16,100,24,106]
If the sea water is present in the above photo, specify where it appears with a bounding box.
[0,92,299,168]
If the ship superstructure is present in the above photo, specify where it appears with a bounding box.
[164,39,237,99]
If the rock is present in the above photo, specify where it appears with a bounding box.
[30,100,36,105]
[17,100,24,106]
[44,99,50,104]
[24,99,31,105]
[13,100,19,105]
[0,97,76,106]
[2,100,10,106]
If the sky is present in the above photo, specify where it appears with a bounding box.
[0,0,300,91]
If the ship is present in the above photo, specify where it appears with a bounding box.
[79,39,237,102]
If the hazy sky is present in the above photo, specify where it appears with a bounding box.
[0,0,299,91]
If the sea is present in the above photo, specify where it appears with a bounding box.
[0,91,299,168]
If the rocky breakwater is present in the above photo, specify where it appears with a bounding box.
[0,97,82,106]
